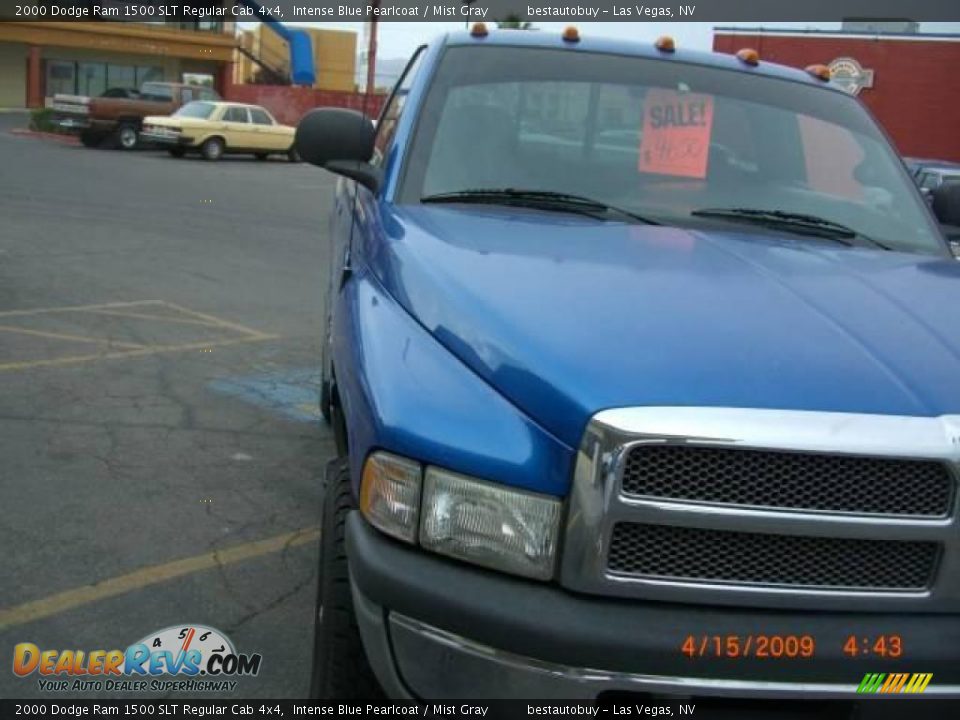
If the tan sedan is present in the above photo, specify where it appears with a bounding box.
[141,101,299,161]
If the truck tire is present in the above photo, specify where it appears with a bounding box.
[201,137,224,161]
[309,459,383,699]
[287,146,301,163]
[79,130,104,148]
[115,123,139,151]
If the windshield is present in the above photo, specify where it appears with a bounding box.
[174,101,216,119]
[401,46,944,256]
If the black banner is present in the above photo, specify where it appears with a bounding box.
[3,699,960,719]
[2,0,960,22]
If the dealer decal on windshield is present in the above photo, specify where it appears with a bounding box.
[638,88,714,179]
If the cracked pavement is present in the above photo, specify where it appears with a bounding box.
[0,114,337,699]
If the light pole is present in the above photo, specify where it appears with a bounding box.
[366,1,379,96]
[462,0,477,29]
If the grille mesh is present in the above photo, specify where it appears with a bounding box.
[621,445,953,517]
[607,523,939,590]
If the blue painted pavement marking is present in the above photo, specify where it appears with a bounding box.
[209,368,322,422]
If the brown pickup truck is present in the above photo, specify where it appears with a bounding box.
[51,82,221,150]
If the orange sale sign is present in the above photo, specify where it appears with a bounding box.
[639,89,715,179]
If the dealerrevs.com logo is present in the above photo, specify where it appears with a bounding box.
[13,624,262,693]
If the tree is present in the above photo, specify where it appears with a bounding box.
[496,14,534,29]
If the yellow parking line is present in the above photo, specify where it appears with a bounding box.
[160,301,270,338]
[0,324,147,349]
[0,300,164,318]
[0,334,279,372]
[0,527,320,632]
[79,308,234,329]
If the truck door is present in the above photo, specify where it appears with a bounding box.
[221,106,254,149]
[324,47,426,404]
[248,106,287,151]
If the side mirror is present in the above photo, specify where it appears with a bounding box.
[931,183,960,226]
[295,108,382,192]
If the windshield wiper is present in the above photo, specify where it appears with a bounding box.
[422,189,659,225]
[691,207,892,250]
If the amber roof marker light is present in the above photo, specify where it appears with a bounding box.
[805,64,832,82]
[562,26,581,43]
[736,48,760,66]
[470,22,488,38]
[655,36,676,53]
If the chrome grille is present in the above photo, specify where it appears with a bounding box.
[608,523,940,591]
[560,408,960,611]
[621,444,953,517]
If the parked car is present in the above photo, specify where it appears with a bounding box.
[141,101,298,161]
[932,183,960,258]
[916,165,960,195]
[51,82,220,150]
[904,156,960,180]
[298,28,960,700]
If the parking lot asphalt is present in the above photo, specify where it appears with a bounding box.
[0,113,337,699]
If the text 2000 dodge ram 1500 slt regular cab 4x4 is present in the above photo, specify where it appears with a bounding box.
[295,27,960,700]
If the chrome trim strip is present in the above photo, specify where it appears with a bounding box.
[560,407,960,611]
[390,613,960,699]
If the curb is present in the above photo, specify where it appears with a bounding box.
[9,128,81,145]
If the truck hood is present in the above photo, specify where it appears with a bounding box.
[371,204,960,448]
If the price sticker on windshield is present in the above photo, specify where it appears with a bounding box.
[639,89,714,179]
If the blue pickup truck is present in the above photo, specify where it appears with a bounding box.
[296,27,960,701]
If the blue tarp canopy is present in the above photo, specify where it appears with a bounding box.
[238,1,316,86]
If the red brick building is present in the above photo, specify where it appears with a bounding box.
[713,27,960,162]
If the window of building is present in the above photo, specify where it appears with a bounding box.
[107,65,136,91]
[77,63,107,97]
[42,61,165,98]
[45,61,76,97]
[182,73,215,88]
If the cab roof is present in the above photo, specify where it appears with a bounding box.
[442,28,846,94]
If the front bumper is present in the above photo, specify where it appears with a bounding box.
[139,131,193,147]
[346,512,960,699]
[53,115,90,132]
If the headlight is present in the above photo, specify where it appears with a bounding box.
[358,452,422,543]
[420,467,561,580]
